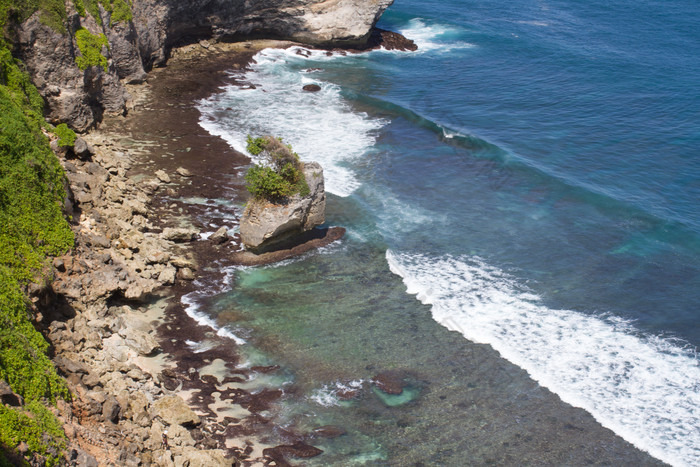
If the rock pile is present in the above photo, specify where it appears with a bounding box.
[29,129,236,466]
[51,133,198,305]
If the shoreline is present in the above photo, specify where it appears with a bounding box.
[47,38,669,466]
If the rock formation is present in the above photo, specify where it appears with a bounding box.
[13,0,394,131]
[239,161,326,252]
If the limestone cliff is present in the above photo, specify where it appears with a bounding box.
[12,0,393,131]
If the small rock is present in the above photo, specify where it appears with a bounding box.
[102,396,121,423]
[210,226,229,245]
[150,395,200,427]
[176,267,195,281]
[176,167,192,177]
[155,170,171,183]
[0,380,22,406]
[73,137,95,159]
[162,227,198,243]
[302,84,321,92]
[372,372,404,395]
[158,266,176,285]
[312,425,346,439]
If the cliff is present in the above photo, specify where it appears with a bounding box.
[12,0,394,131]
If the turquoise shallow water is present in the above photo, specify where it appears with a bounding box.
[192,0,700,464]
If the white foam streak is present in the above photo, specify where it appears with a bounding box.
[197,47,386,197]
[386,250,700,467]
[181,270,247,346]
[399,18,476,53]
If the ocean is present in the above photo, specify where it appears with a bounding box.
[191,0,700,465]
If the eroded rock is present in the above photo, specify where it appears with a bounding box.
[239,162,325,251]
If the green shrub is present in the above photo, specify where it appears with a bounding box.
[244,135,309,201]
[0,0,68,34]
[53,123,76,147]
[0,41,73,466]
[73,0,86,17]
[104,0,132,24]
[74,27,108,71]
[0,401,66,466]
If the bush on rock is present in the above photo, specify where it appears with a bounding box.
[244,135,309,202]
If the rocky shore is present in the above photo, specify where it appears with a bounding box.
[30,40,350,466]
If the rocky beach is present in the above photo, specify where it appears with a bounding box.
[32,40,362,466]
[4,0,697,464]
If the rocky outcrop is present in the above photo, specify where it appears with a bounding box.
[13,0,394,131]
[239,162,326,252]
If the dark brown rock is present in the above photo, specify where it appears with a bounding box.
[372,371,404,395]
[263,442,323,461]
[232,226,345,266]
[302,84,321,92]
[312,425,346,439]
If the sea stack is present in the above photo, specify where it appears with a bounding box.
[239,161,326,252]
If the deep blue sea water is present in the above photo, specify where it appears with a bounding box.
[191,0,700,465]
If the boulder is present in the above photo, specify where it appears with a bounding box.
[102,395,122,423]
[150,395,200,427]
[239,162,325,251]
[302,84,321,92]
[173,448,231,467]
[162,227,198,243]
[209,226,229,245]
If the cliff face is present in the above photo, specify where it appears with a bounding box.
[13,0,393,131]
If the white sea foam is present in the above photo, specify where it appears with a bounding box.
[386,250,700,467]
[310,379,365,407]
[398,18,476,53]
[197,47,386,197]
[181,273,247,346]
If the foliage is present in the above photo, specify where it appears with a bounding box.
[0,38,73,466]
[104,0,132,24]
[53,123,76,147]
[74,27,108,71]
[74,0,131,25]
[0,401,66,466]
[244,135,309,201]
[0,0,68,35]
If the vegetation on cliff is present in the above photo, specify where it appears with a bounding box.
[74,27,109,71]
[0,33,73,467]
[245,135,309,201]
[74,0,133,26]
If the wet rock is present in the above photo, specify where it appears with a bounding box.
[150,395,201,427]
[263,442,323,462]
[302,84,321,92]
[210,226,229,245]
[372,372,404,395]
[312,425,346,439]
